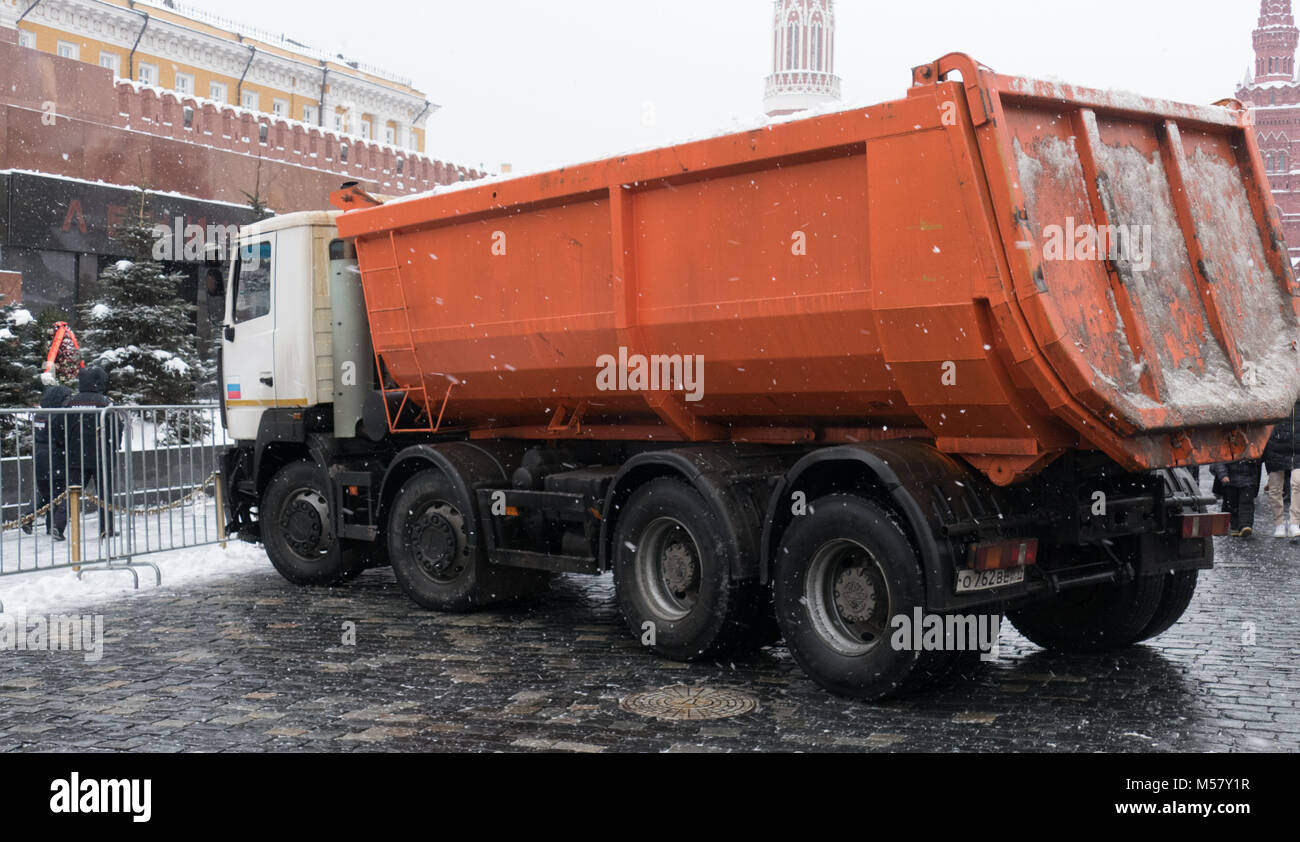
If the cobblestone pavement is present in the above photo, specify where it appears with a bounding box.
[1,523,1297,753]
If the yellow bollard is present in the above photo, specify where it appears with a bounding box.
[69,486,82,567]
[214,471,228,549]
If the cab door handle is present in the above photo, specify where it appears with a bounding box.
[260,376,274,387]
[225,325,235,341]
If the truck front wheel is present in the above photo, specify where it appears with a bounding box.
[262,461,361,586]
[387,470,549,612]
[773,495,953,701]
[1006,574,1165,654]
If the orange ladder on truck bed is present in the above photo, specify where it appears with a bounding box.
[364,231,454,434]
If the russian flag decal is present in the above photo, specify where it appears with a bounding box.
[227,383,242,401]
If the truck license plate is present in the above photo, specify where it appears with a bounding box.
[956,567,1026,593]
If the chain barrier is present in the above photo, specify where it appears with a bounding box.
[81,471,219,518]
[0,490,70,533]
[0,473,219,532]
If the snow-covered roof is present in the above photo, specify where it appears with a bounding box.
[0,169,254,209]
[133,0,413,89]
[1239,79,1300,90]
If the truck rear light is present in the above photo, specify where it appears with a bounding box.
[1179,512,1230,538]
[969,538,1039,571]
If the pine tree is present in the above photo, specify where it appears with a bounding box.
[0,296,48,444]
[0,298,44,403]
[243,190,272,221]
[242,153,275,222]
[78,190,205,410]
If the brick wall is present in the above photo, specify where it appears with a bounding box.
[0,36,483,213]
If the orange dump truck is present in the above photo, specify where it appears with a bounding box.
[221,54,1300,699]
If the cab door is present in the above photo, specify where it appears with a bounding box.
[270,226,316,411]
[223,236,276,441]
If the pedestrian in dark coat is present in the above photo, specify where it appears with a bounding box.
[65,367,120,537]
[1210,458,1264,537]
[1263,400,1300,538]
[22,384,72,539]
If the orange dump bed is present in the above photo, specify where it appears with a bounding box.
[335,53,1300,486]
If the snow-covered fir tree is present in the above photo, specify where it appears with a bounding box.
[78,191,207,408]
[0,298,43,402]
[0,297,47,443]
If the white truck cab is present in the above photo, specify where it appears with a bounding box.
[222,211,372,442]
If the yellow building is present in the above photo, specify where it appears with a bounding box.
[1,0,435,152]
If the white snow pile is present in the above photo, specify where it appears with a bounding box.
[114,260,134,273]
[8,309,34,328]
[150,349,190,376]
[0,328,12,341]
[0,542,268,617]
[90,303,112,321]
[95,347,133,366]
[93,347,191,376]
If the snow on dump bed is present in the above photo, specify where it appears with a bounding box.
[1090,140,1239,415]
[1014,132,1300,428]
[1170,146,1299,420]
[1014,135,1150,406]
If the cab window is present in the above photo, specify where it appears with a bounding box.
[232,241,272,323]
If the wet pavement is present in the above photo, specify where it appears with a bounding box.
[0,504,1297,753]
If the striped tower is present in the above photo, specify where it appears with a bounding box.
[763,0,841,117]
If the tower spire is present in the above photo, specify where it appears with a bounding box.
[764,0,841,117]
[1254,0,1299,83]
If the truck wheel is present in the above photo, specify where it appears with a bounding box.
[773,495,953,700]
[613,478,766,661]
[1135,570,1198,643]
[387,470,549,612]
[1006,575,1164,654]
[262,461,361,586]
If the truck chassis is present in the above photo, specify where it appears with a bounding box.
[223,412,1216,699]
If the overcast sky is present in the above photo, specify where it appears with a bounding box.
[204,0,1264,173]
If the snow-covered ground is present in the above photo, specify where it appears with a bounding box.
[0,540,268,616]
[0,494,268,615]
[0,407,247,616]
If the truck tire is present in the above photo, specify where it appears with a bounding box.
[1006,574,1165,654]
[262,461,362,586]
[613,478,768,661]
[1135,569,1198,643]
[772,495,953,700]
[387,469,549,612]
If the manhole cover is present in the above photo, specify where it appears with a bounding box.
[619,686,759,721]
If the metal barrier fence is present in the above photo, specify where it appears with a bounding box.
[0,405,229,610]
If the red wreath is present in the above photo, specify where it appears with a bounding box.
[41,322,84,386]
